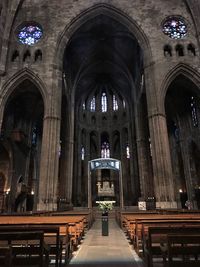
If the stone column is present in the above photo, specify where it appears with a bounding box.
[37,114,60,211]
[135,100,153,200]
[84,130,90,205]
[179,139,195,199]
[178,119,197,208]
[64,108,75,205]
[144,63,177,209]
[76,128,83,205]
[148,112,176,208]
[120,129,128,202]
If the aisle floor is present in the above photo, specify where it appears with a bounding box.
[69,218,144,267]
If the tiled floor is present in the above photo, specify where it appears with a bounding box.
[69,218,144,267]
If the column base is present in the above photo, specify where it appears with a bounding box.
[156,201,177,209]
[37,202,57,211]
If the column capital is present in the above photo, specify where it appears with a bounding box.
[148,112,166,119]
[43,115,61,121]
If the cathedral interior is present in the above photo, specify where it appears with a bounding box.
[0,0,200,213]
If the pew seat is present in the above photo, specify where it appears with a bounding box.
[0,231,49,267]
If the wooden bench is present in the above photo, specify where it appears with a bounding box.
[136,219,200,254]
[120,213,200,248]
[143,226,200,267]
[0,246,12,267]
[166,234,200,267]
[0,225,63,267]
[0,215,86,263]
[0,231,49,267]
[51,210,94,229]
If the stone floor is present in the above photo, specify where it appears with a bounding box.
[68,218,144,267]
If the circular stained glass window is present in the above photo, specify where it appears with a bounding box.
[18,24,43,45]
[162,17,187,39]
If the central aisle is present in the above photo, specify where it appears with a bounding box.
[69,218,144,267]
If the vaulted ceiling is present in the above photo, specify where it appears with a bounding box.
[63,15,143,103]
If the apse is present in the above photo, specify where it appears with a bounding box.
[61,14,146,207]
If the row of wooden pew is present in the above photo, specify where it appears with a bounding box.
[0,210,94,267]
[119,211,200,267]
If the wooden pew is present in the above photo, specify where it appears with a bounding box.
[135,218,200,254]
[143,226,200,267]
[121,212,200,231]
[51,210,94,229]
[0,246,12,267]
[166,234,200,267]
[0,231,49,267]
[0,225,63,267]
[0,215,86,263]
[121,213,200,247]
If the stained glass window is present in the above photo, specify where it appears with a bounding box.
[90,96,95,112]
[18,24,43,45]
[101,142,110,158]
[31,126,37,146]
[123,100,126,109]
[162,17,187,39]
[101,92,107,112]
[81,146,85,160]
[113,95,118,111]
[126,144,130,159]
[191,96,198,127]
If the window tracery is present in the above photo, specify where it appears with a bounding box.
[162,17,187,39]
[113,95,118,111]
[18,24,43,45]
[81,146,85,160]
[101,142,110,158]
[126,144,130,159]
[101,92,107,112]
[90,96,96,112]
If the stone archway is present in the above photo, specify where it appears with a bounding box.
[1,78,44,212]
[165,73,200,209]
[58,8,153,208]
[88,158,123,209]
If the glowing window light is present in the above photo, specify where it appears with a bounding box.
[162,17,187,39]
[18,24,43,45]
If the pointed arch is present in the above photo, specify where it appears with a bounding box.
[54,3,152,73]
[1,68,47,109]
[160,63,200,111]
[0,68,47,130]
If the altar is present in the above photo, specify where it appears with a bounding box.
[97,181,115,197]
[88,158,123,209]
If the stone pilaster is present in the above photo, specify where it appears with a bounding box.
[184,0,200,41]
[64,136,74,205]
[135,99,154,200]
[37,115,60,211]
[148,113,177,208]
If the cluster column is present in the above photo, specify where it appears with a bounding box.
[148,112,176,208]
[145,64,176,209]
[37,114,60,211]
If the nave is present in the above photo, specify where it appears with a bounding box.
[69,217,144,267]
[0,209,200,267]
